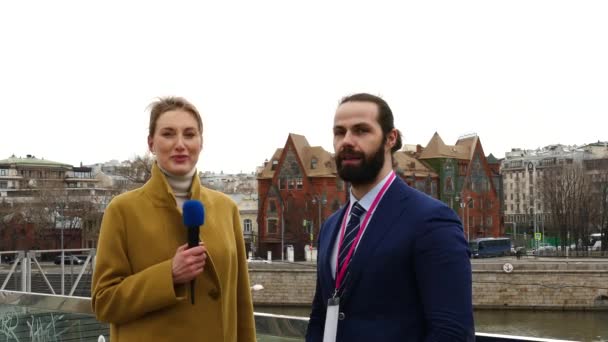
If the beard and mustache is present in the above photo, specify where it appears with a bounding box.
[335,140,385,186]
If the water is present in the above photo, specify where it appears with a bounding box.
[254,306,608,341]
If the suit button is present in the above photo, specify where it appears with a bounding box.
[338,312,345,320]
[208,289,220,300]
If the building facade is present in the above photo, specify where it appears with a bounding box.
[229,193,259,257]
[0,155,113,250]
[418,133,502,239]
[257,134,348,261]
[501,142,608,247]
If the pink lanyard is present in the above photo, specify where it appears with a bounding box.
[335,172,396,291]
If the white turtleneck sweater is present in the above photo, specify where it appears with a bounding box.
[158,165,196,210]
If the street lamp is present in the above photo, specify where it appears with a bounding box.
[280,199,285,262]
[455,194,472,240]
[311,195,327,251]
[465,196,473,240]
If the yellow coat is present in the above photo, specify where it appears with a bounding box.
[92,164,256,341]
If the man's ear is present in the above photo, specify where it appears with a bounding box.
[385,129,398,150]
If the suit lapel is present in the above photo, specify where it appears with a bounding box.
[320,206,348,296]
[341,179,409,300]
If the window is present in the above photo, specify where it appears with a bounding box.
[311,158,317,169]
[243,219,252,233]
[445,176,454,193]
[459,164,467,176]
[267,219,278,234]
[296,178,303,190]
[336,178,344,191]
[269,201,277,212]
[271,160,278,171]
[0,169,6,176]
[288,178,295,190]
[0,181,6,189]
[486,216,493,226]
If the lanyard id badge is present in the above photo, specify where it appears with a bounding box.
[323,297,340,342]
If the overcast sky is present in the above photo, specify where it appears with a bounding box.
[1,1,607,174]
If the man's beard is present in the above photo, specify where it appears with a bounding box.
[336,141,385,186]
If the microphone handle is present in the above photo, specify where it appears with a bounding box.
[187,226,200,305]
[188,226,200,248]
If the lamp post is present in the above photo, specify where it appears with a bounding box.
[464,196,473,241]
[280,199,285,262]
[311,195,327,251]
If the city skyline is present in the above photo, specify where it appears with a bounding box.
[2,135,605,175]
[1,1,607,174]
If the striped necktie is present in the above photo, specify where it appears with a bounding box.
[337,202,366,274]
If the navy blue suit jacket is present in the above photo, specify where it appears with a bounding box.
[306,177,475,341]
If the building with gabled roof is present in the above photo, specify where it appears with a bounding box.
[257,133,348,260]
[419,133,502,239]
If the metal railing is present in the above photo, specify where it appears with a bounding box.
[0,249,95,296]
[0,290,580,342]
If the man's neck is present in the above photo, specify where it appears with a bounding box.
[351,166,392,200]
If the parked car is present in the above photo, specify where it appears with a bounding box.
[532,243,557,255]
[54,255,85,265]
[8,258,33,265]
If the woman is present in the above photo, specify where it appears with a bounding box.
[92,97,256,341]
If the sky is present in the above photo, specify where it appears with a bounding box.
[1,1,607,174]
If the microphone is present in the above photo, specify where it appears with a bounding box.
[182,200,205,305]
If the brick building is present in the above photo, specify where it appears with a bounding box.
[257,134,348,260]
[419,133,502,239]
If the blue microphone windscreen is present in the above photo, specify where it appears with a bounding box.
[183,200,205,227]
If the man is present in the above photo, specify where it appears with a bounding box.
[306,93,474,341]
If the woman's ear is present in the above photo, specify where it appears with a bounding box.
[147,136,155,154]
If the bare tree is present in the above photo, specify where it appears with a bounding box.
[125,153,155,185]
[539,163,594,251]
[589,167,608,253]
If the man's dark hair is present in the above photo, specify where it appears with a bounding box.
[339,93,403,153]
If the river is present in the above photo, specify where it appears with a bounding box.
[254,306,608,341]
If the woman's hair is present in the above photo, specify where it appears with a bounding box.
[148,97,203,136]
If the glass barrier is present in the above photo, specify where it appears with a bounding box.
[0,290,578,342]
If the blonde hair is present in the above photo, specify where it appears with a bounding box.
[148,97,203,136]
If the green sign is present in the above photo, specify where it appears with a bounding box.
[534,233,542,241]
